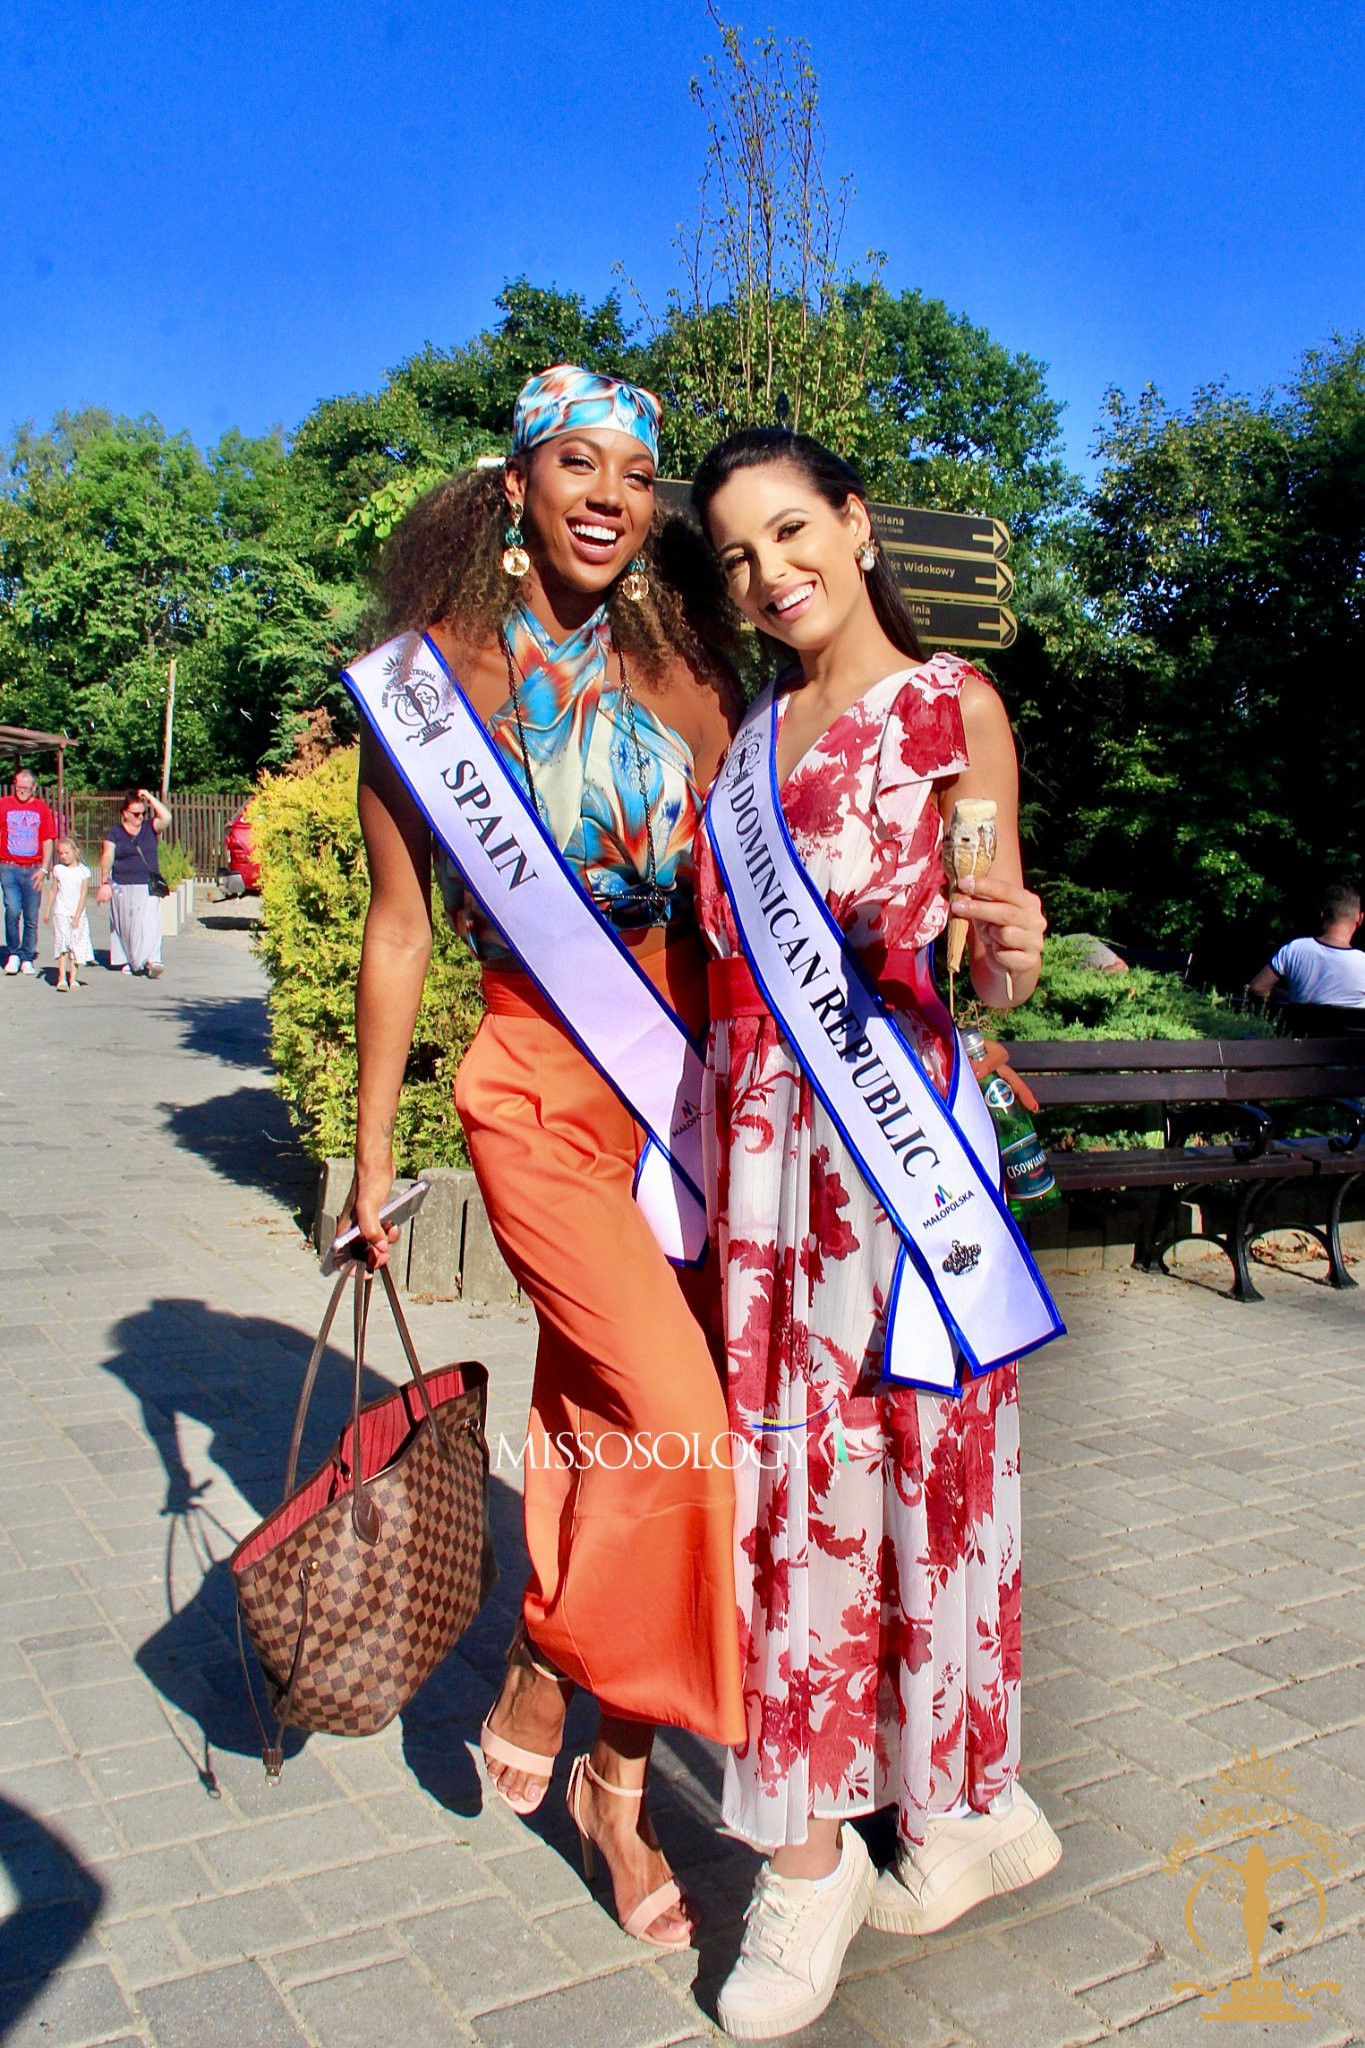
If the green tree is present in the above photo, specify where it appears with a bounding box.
[1015,336,1365,981]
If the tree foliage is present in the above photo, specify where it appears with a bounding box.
[1007,337,1365,981]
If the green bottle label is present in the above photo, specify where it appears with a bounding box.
[983,1075,1015,1112]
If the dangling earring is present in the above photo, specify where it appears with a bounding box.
[856,538,879,573]
[621,555,649,603]
[502,501,530,579]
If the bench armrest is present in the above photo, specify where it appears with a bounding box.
[1165,1101,1276,1161]
[1326,1097,1365,1155]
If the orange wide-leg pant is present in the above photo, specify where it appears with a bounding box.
[455,932,744,1745]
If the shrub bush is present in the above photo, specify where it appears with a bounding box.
[250,747,484,1169]
[962,935,1274,1151]
[964,934,1274,1044]
[157,840,196,889]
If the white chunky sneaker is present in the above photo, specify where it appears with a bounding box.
[3,957,18,974]
[717,1825,873,2041]
[866,1786,1061,1936]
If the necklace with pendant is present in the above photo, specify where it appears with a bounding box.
[500,631,672,929]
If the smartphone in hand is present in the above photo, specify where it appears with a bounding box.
[322,1179,431,1275]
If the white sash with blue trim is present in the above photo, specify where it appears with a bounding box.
[706,686,1064,1389]
[343,632,707,1265]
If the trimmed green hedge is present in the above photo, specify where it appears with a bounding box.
[966,934,1273,1044]
[250,747,484,1170]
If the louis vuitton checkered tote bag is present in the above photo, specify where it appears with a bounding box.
[232,1261,494,1776]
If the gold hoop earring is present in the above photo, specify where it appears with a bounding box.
[620,555,649,603]
[856,539,878,573]
[502,502,530,579]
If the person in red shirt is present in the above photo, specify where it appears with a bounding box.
[0,769,57,976]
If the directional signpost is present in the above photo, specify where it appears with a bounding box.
[653,483,1019,650]
[867,502,1016,649]
[894,596,1018,651]
[881,551,1014,603]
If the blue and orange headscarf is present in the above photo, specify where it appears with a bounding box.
[511,363,661,463]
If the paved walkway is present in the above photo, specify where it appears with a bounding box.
[1,914,1363,2048]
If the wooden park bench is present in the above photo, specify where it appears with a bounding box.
[1004,1038,1365,1302]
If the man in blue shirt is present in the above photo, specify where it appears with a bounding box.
[1250,884,1365,1009]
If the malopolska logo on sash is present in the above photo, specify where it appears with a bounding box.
[343,632,708,1267]
[706,685,1064,1390]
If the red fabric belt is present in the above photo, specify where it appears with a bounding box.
[708,954,770,1019]
[708,950,939,1026]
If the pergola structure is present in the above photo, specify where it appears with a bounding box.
[0,726,75,829]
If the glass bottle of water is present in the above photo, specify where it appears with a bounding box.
[961,1028,1061,1220]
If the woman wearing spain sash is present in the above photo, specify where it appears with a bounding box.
[342,367,743,1950]
[692,428,1063,2039]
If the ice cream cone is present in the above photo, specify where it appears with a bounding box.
[944,799,1005,1006]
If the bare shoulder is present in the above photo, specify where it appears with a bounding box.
[428,621,508,722]
[956,665,1010,743]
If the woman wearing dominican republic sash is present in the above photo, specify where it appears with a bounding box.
[691,428,1065,2039]
[340,366,744,1951]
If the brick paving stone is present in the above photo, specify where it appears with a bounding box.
[3,1963,136,2048]
[399,1894,571,2011]
[1188,1696,1322,1755]
[138,1959,310,2048]
[995,1899,1157,1993]
[289,1957,464,2048]
[1068,1769,1211,1857]
[1229,1624,1365,1684]
[98,1911,196,1989]
[271,1931,405,1989]
[896,1941,1107,2048]
[89,1844,214,1923]
[1262,1667,1365,1730]
[1090,1704,1243,1785]
[288,1841,491,1935]
[826,1969,964,2046]
[469,1967,699,2048]
[174,1885,313,1964]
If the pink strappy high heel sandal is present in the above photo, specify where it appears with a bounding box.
[566,1753,693,1950]
[479,1631,571,1816]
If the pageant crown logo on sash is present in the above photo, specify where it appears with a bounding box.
[344,632,708,1267]
[706,684,1064,1391]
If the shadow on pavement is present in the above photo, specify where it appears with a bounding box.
[161,1084,315,1215]
[0,1796,104,2032]
[175,993,274,1071]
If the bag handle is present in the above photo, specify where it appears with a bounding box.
[279,1259,456,1524]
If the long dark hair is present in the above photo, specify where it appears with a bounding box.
[691,427,925,665]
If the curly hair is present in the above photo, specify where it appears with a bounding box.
[373,462,739,688]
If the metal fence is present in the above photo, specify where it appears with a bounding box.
[33,788,251,877]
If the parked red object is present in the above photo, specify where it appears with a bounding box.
[224,808,260,893]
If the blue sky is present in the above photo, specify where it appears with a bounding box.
[3,0,1361,476]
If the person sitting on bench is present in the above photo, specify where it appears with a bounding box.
[1250,883,1365,1009]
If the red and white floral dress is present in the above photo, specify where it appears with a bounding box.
[696,656,1021,1851]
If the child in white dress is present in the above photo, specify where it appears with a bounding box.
[45,838,94,989]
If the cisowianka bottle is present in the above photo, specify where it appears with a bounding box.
[961,1027,1061,1220]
